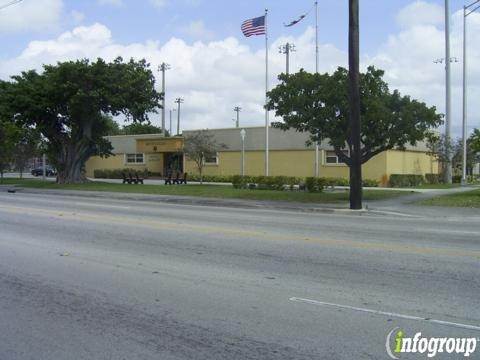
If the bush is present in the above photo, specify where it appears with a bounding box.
[189,174,235,183]
[362,179,379,187]
[425,173,441,184]
[389,174,425,187]
[305,177,325,193]
[232,175,248,189]
[94,168,146,179]
[231,175,305,191]
[452,175,462,184]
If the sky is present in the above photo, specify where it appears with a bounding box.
[0,0,478,138]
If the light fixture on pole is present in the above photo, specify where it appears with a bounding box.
[233,106,242,128]
[278,43,296,75]
[169,108,176,136]
[174,98,184,136]
[462,0,480,185]
[240,129,246,177]
[434,55,457,183]
[158,63,171,135]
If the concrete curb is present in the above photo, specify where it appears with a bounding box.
[4,186,380,216]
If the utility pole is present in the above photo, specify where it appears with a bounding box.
[278,43,296,75]
[462,0,480,185]
[444,0,453,184]
[169,108,176,136]
[158,63,171,135]
[233,106,241,128]
[175,98,184,136]
[348,0,362,210]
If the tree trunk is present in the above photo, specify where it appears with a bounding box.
[348,0,363,210]
[56,141,90,184]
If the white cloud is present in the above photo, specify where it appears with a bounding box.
[97,0,123,6]
[1,1,479,138]
[150,0,168,9]
[396,1,444,29]
[0,22,342,131]
[181,20,215,41]
[0,0,63,33]
[369,4,480,137]
[71,10,85,25]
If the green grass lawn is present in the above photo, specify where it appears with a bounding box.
[1,178,413,204]
[418,189,480,208]
[412,183,462,190]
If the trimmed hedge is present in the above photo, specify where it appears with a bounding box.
[362,179,379,187]
[425,173,441,184]
[94,168,149,179]
[389,174,425,187]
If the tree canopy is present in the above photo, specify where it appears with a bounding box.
[184,131,227,183]
[267,66,443,167]
[470,129,480,154]
[1,57,161,183]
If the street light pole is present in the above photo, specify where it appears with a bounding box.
[444,0,453,184]
[175,98,184,136]
[279,43,296,75]
[240,129,246,177]
[462,0,480,185]
[169,108,176,136]
[158,63,171,135]
[233,106,241,128]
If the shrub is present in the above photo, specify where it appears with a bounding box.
[232,175,248,189]
[425,173,441,184]
[389,174,425,187]
[305,177,325,193]
[321,177,349,187]
[362,179,379,187]
[94,168,143,179]
[452,175,462,184]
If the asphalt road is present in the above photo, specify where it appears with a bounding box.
[0,191,478,359]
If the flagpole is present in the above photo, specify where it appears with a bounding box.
[314,1,320,177]
[265,8,269,177]
[315,1,319,73]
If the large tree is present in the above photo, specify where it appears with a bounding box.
[0,119,19,183]
[267,66,442,189]
[1,57,161,183]
[13,126,41,179]
[122,122,165,135]
[470,129,480,154]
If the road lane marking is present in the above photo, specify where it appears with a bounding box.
[73,202,130,209]
[0,204,479,259]
[289,297,480,332]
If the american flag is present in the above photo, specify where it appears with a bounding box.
[241,15,266,37]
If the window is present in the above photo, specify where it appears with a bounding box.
[325,150,348,165]
[204,152,218,165]
[125,153,144,164]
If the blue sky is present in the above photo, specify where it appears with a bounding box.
[0,0,478,136]
[0,0,461,56]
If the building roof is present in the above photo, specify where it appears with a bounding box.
[105,126,431,153]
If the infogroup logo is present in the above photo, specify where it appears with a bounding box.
[386,328,478,358]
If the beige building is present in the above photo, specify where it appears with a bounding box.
[85,127,439,185]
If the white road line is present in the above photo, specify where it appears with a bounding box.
[289,297,480,332]
[73,202,130,209]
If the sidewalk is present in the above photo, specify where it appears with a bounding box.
[3,180,479,219]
